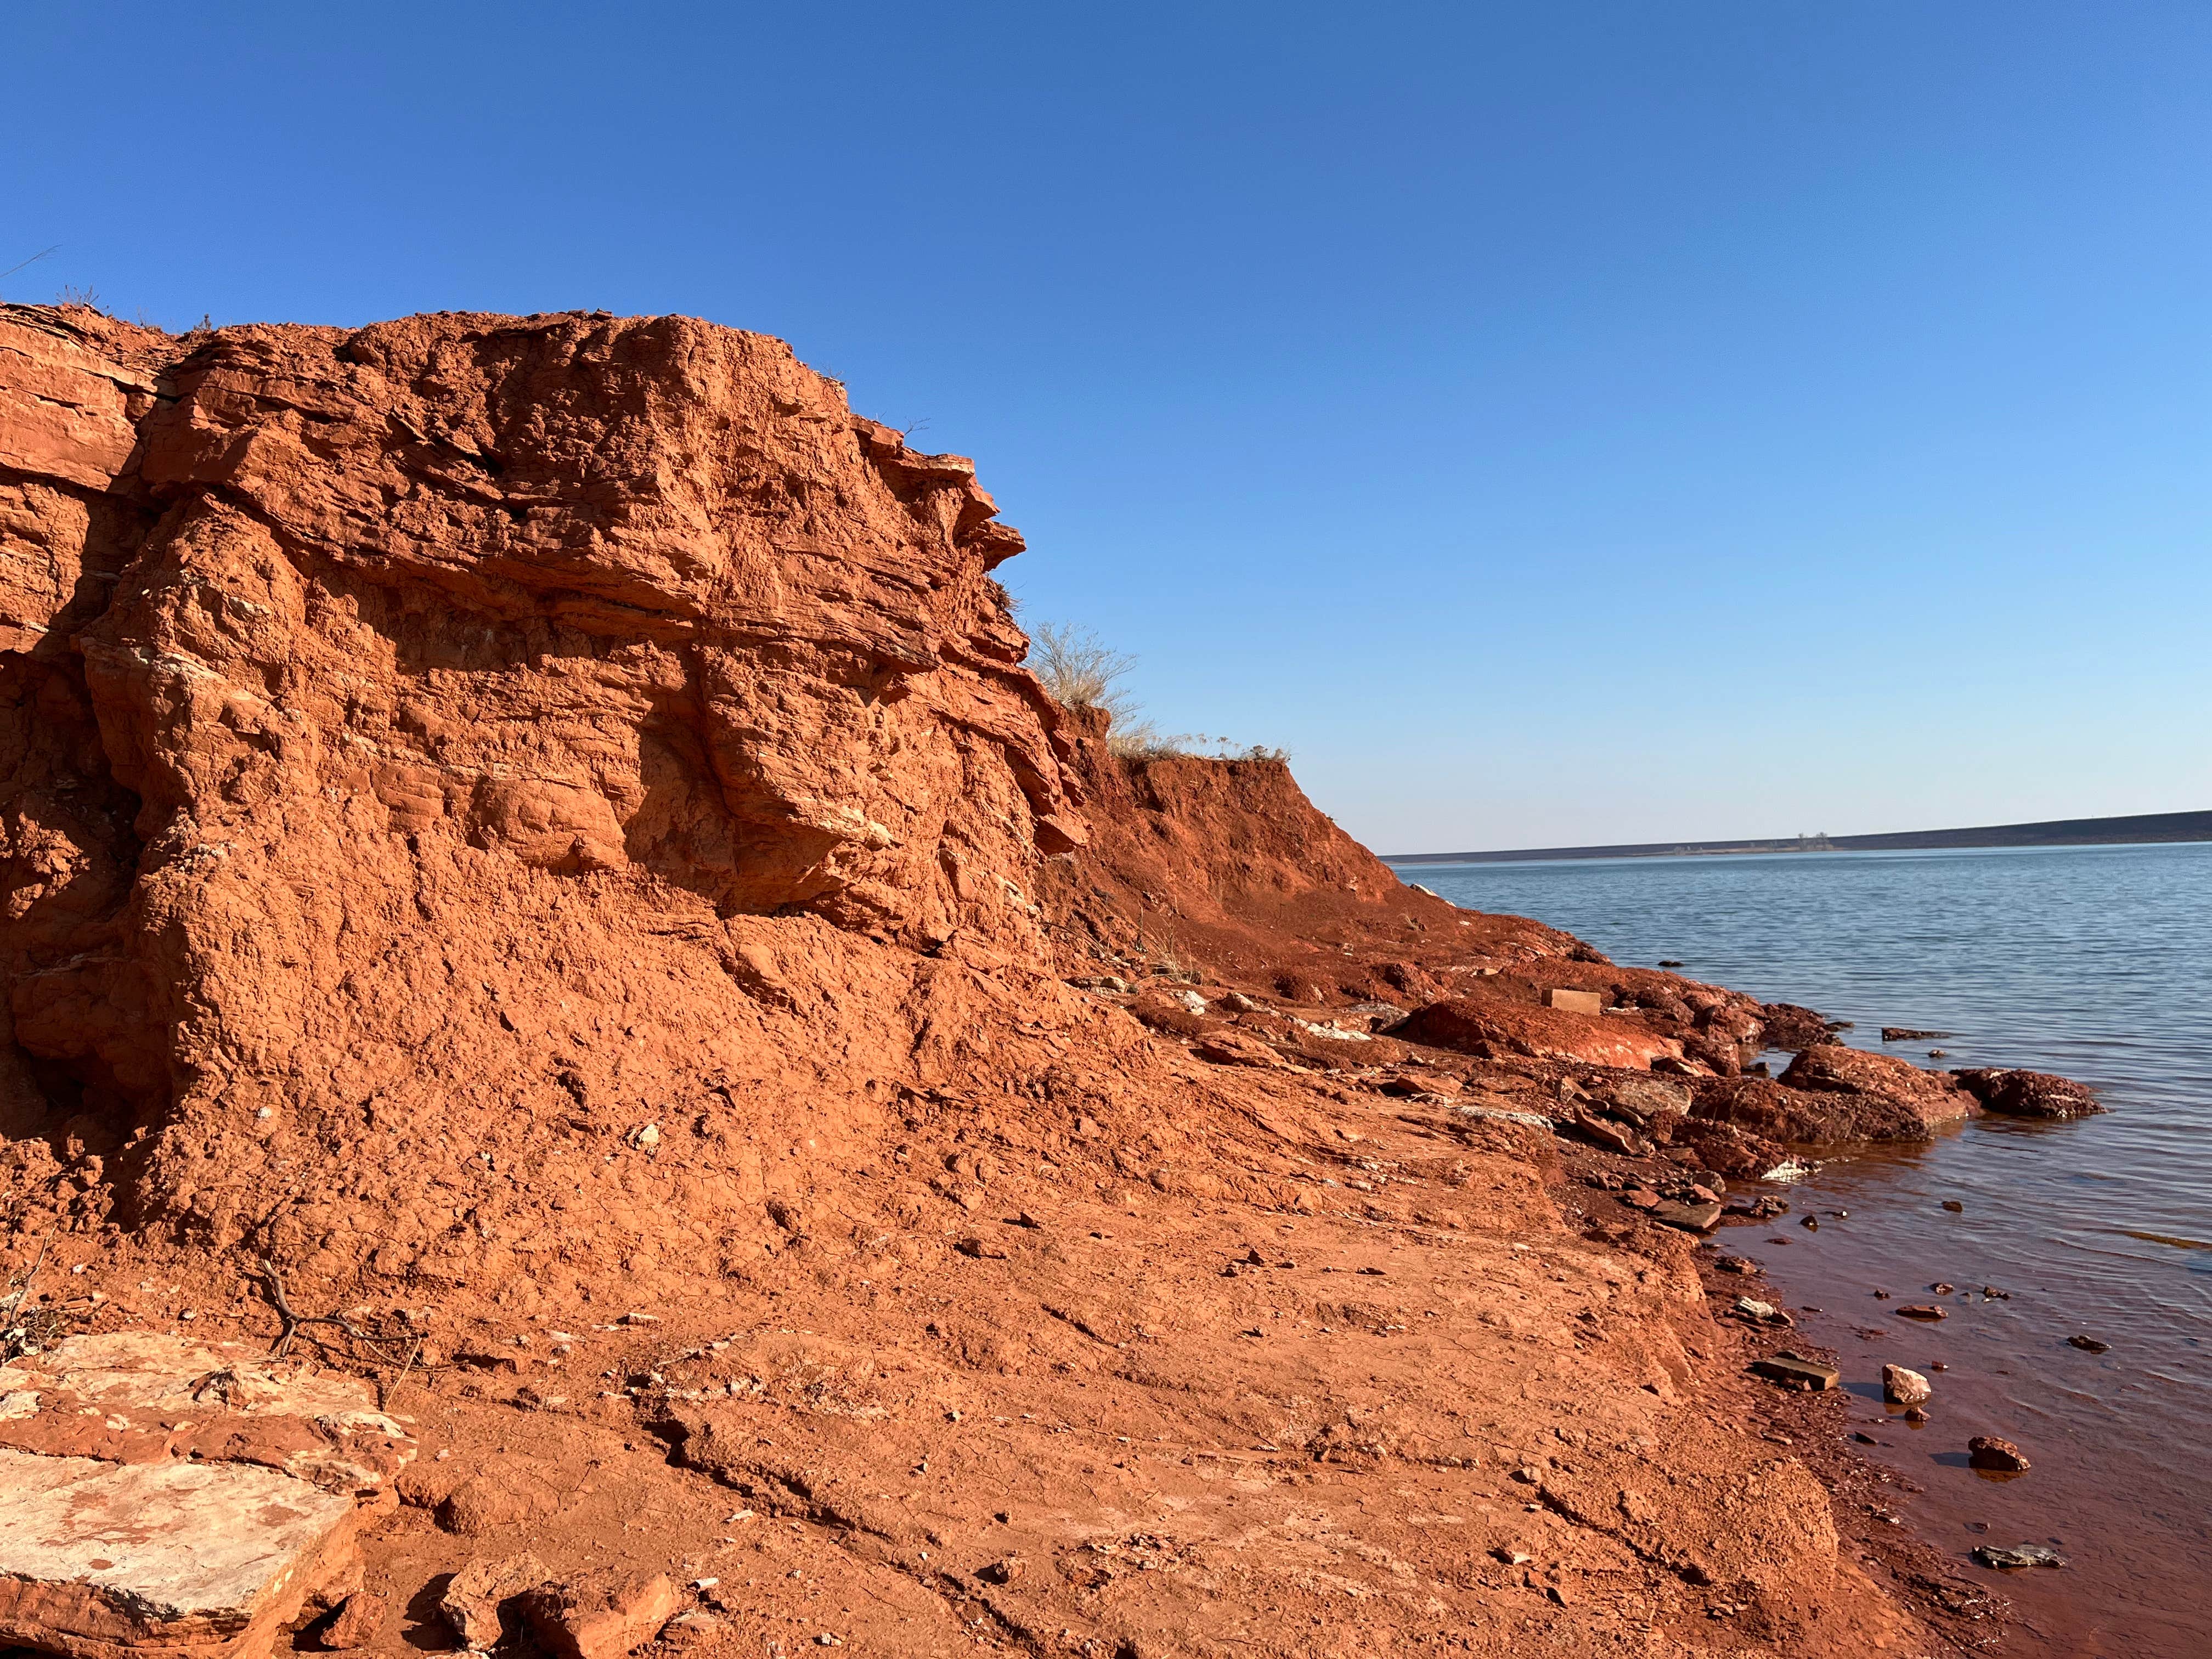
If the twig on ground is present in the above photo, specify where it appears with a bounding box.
[255,1256,311,1357]
[250,1256,439,1403]
[1,1230,58,1361]
[380,1334,424,1412]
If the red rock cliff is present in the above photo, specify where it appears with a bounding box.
[3,304,1091,1261]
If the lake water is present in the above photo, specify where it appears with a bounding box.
[1403,843,2212,1657]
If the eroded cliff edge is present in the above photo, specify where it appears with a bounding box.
[2,303,1968,1658]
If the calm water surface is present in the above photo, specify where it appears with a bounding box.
[1408,843,2211,1658]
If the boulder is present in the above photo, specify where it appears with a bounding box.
[1668,1116,1785,1179]
[1756,1003,1832,1052]
[1192,1029,1291,1069]
[1881,1365,1932,1406]
[1395,998,1683,1071]
[442,1553,551,1650]
[1951,1068,2103,1120]
[1678,1031,1744,1077]
[316,1592,387,1651]
[1340,1000,1409,1032]
[1568,1111,1651,1158]
[1691,1075,1908,1144]
[1692,1057,1971,1145]
[1967,1436,2030,1473]
[1590,1074,1692,1120]
[1129,990,1209,1036]
[1545,988,1604,1015]
[521,1572,683,1659]
[1748,1353,1839,1391]
[1647,1199,1723,1233]
[1778,1045,1977,1130]
[1380,1070,1459,1097]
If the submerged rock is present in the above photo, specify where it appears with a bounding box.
[1973,1543,2064,1570]
[1968,1436,2031,1473]
[1951,1068,2104,1120]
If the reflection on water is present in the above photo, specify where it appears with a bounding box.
[1407,842,2212,1657]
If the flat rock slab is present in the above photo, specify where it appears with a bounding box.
[1748,1353,1840,1391]
[0,1332,413,1499]
[0,1447,360,1659]
[1649,1199,1723,1233]
[0,1334,410,1659]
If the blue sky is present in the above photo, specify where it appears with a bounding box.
[10,3,2207,851]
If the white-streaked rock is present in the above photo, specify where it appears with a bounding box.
[0,1333,413,1499]
[0,1448,360,1659]
[0,1333,412,1659]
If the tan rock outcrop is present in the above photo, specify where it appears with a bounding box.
[0,1448,360,1659]
[0,1334,410,1659]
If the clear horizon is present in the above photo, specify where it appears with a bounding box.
[1379,808,2212,860]
[12,3,2208,851]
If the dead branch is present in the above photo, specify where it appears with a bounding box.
[251,1257,438,1406]
[1,1231,57,1361]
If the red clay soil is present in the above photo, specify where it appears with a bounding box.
[1,303,2027,1657]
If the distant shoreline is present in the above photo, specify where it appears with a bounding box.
[1384,808,2212,866]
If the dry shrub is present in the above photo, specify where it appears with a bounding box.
[1026,623,1283,763]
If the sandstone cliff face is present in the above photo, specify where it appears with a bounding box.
[2,304,1085,1265]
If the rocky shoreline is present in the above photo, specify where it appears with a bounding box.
[0,300,2100,1657]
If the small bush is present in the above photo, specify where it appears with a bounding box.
[1027,622,1284,764]
[1029,623,1137,718]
